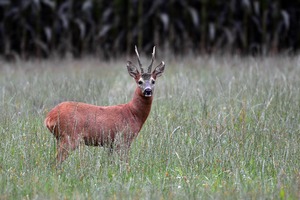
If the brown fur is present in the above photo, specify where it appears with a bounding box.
[45,87,153,164]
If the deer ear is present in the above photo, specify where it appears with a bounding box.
[152,61,165,78]
[127,61,139,78]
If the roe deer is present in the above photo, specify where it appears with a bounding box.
[45,46,165,165]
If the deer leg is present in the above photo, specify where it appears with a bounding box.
[114,137,133,163]
[115,145,130,163]
[55,136,80,166]
[56,142,70,165]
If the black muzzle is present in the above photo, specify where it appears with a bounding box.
[143,88,152,97]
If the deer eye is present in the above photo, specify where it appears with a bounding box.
[138,80,143,85]
[151,80,155,84]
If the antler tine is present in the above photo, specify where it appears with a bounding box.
[147,46,155,73]
[135,45,144,73]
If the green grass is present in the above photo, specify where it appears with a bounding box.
[0,55,299,199]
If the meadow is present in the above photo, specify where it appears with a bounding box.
[0,55,299,199]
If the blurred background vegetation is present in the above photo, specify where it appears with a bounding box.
[0,0,299,59]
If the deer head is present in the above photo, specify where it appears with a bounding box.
[127,46,165,97]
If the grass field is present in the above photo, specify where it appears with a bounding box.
[0,55,299,199]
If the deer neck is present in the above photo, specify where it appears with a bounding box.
[128,87,153,123]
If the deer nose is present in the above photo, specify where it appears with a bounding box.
[143,88,152,97]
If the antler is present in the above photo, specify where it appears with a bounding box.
[135,45,144,73]
[147,46,155,73]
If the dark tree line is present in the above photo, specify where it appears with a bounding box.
[0,0,299,59]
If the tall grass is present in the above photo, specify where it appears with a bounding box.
[0,55,299,199]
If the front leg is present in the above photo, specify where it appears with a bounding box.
[113,132,136,163]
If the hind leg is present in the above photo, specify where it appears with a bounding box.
[55,136,80,166]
